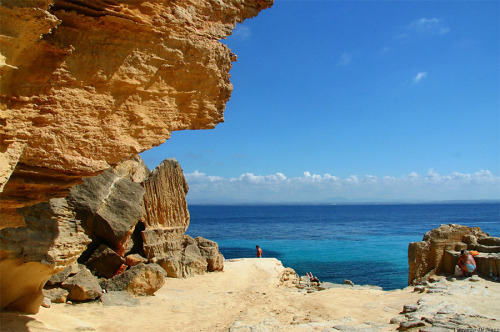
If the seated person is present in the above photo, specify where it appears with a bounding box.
[457,250,476,277]
[306,272,320,283]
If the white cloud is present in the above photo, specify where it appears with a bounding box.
[233,172,287,185]
[231,25,251,40]
[185,170,224,184]
[408,18,450,35]
[413,72,427,83]
[337,52,352,66]
[184,169,500,204]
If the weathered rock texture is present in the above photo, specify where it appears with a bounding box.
[142,159,189,262]
[0,198,90,313]
[0,0,272,314]
[100,263,167,296]
[0,155,225,313]
[0,0,273,228]
[67,167,146,255]
[61,267,103,301]
[408,224,500,284]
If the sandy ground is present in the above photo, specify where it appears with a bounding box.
[1,258,499,332]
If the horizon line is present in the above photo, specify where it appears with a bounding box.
[186,199,500,206]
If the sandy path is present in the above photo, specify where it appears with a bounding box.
[1,258,499,332]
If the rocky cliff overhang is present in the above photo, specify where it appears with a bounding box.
[0,0,273,228]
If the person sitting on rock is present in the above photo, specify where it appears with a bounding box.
[457,250,476,277]
[306,272,320,283]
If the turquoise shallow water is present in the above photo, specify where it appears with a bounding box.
[186,203,500,290]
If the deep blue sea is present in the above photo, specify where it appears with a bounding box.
[186,203,500,290]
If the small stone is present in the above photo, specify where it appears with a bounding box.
[402,304,418,313]
[124,254,148,267]
[43,288,69,303]
[429,276,440,283]
[469,276,481,282]
[427,288,445,294]
[399,320,426,330]
[41,297,51,308]
[344,279,354,286]
[390,316,405,324]
[414,285,426,293]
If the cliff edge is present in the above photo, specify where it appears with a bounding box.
[0,0,273,228]
[0,0,272,314]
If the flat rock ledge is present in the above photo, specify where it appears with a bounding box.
[392,275,500,331]
[1,258,499,332]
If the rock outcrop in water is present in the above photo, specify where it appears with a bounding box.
[0,0,272,313]
[408,224,500,284]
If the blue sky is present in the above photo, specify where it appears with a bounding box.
[141,0,500,204]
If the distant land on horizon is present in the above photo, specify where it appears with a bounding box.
[186,199,500,206]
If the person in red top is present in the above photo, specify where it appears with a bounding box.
[457,250,476,277]
[256,245,263,258]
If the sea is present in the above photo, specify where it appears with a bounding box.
[185,203,500,290]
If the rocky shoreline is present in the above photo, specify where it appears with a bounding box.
[1,258,498,332]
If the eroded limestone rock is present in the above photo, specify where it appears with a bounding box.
[0,198,90,313]
[408,224,500,284]
[0,0,273,227]
[141,159,189,266]
[0,0,273,314]
[61,267,102,301]
[66,168,145,255]
[101,263,167,296]
[85,245,125,279]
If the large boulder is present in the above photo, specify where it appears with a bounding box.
[408,224,500,284]
[46,262,80,287]
[61,268,103,301]
[196,236,224,272]
[101,263,167,296]
[67,169,145,255]
[158,235,224,278]
[181,243,208,277]
[85,245,125,279]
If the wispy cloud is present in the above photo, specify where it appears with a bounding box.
[185,169,500,204]
[413,71,427,83]
[231,25,251,40]
[337,52,353,66]
[407,18,450,36]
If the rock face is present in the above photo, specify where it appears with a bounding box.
[0,198,90,313]
[0,0,273,228]
[0,0,272,314]
[141,159,190,270]
[0,155,225,313]
[408,224,500,284]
